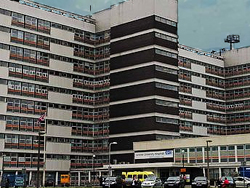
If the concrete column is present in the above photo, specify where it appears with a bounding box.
[0,157,3,185]
[29,171,32,186]
[235,145,238,162]
[78,172,81,186]
[187,148,190,163]
[55,172,58,186]
[15,171,18,175]
[218,146,221,163]
[219,168,222,178]
[88,171,91,182]
[202,147,205,163]
[203,168,206,176]
[42,169,46,186]
[235,167,238,173]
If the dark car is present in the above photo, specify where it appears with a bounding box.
[164,176,185,188]
[218,176,236,188]
[45,179,55,187]
[102,177,123,188]
[192,177,209,188]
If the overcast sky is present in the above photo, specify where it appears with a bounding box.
[34,0,250,52]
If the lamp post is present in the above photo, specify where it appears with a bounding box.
[37,131,45,188]
[1,154,6,186]
[206,140,212,184]
[108,142,117,188]
[92,154,96,184]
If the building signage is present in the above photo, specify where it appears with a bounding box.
[135,150,173,159]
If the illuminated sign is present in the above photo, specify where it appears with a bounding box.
[135,150,173,159]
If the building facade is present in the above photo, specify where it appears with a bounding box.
[2,0,250,186]
[93,0,179,164]
[178,45,250,138]
[0,0,110,185]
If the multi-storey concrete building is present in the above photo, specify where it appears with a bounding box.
[93,0,179,164]
[0,0,110,185]
[2,0,250,186]
[178,45,250,138]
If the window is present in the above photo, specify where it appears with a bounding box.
[156,117,178,124]
[155,66,178,75]
[155,49,177,59]
[11,29,24,44]
[38,19,50,34]
[155,16,177,27]
[12,12,24,27]
[23,49,36,64]
[37,52,49,66]
[0,8,11,16]
[10,46,23,61]
[0,26,10,33]
[37,35,50,50]
[155,32,177,43]
[156,100,178,108]
[237,145,244,150]
[228,146,235,150]
[156,83,178,91]
[24,32,37,47]
[220,146,227,151]
[25,16,37,30]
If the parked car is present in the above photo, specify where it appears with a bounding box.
[102,177,123,188]
[164,176,185,188]
[234,176,250,188]
[45,178,55,187]
[123,178,133,187]
[141,176,162,188]
[191,177,209,188]
[218,176,236,188]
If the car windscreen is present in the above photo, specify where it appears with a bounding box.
[106,177,116,181]
[145,176,156,181]
[167,177,179,181]
[194,177,207,181]
[222,177,233,181]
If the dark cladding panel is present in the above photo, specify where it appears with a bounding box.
[109,116,179,135]
[110,99,179,118]
[110,32,178,55]
[111,153,134,165]
[111,65,178,86]
[111,16,155,39]
[111,15,177,39]
[111,49,177,70]
[155,53,178,67]
[110,83,178,102]
[109,134,157,151]
[110,33,154,55]
[110,49,155,70]
[111,66,154,86]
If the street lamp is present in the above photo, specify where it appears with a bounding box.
[108,142,117,188]
[206,140,212,184]
[37,131,45,188]
[92,154,96,184]
[1,154,6,185]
